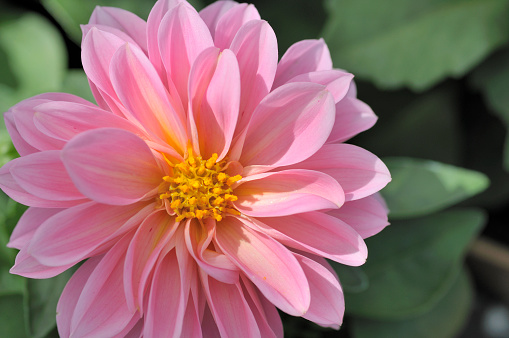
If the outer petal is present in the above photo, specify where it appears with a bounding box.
[251,211,368,266]
[188,47,240,159]
[8,207,62,249]
[4,111,38,156]
[327,97,378,143]
[61,128,162,205]
[10,150,84,201]
[199,0,237,39]
[213,3,261,50]
[10,248,74,279]
[69,234,137,338]
[294,144,391,201]
[158,3,214,108]
[215,217,310,316]
[328,194,389,239]
[89,6,148,52]
[287,70,353,103]
[201,273,261,337]
[239,82,335,173]
[230,20,278,133]
[294,253,344,329]
[28,201,152,267]
[234,169,344,217]
[273,39,332,88]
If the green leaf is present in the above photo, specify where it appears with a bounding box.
[28,270,74,338]
[345,208,485,319]
[329,263,369,294]
[322,0,509,91]
[350,268,473,338]
[382,158,489,219]
[60,69,96,104]
[0,294,30,338]
[0,13,67,112]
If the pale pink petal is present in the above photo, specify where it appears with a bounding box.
[201,273,261,337]
[4,111,38,156]
[33,101,144,142]
[287,70,353,103]
[295,144,391,201]
[214,3,261,50]
[239,83,335,172]
[112,314,143,338]
[234,169,344,217]
[215,217,310,316]
[230,20,277,132]
[70,234,137,337]
[57,255,102,338]
[185,218,239,284]
[251,211,368,266]
[158,3,214,108]
[8,207,62,249]
[273,39,332,88]
[294,253,344,328]
[82,24,142,50]
[124,210,177,311]
[188,47,240,159]
[144,249,188,338]
[328,194,389,239]
[0,160,86,208]
[240,276,283,338]
[61,128,162,205]
[89,6,148,52]
[10,247,74,279]
[327,97,378,143]
[28,201,151,267]
[10,150,84,201]
[199,0,237,39]
[110,43,187,152]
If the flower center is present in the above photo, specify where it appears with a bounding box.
[158,152,242,222]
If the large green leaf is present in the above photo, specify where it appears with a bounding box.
[0,294,30,338]
[381,158,489,219]
[0,13,67,113]
[350,268,473,338]
[322,0,509,91]
[344,208,485,319]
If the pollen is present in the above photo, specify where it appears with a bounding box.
[158,150,242,222]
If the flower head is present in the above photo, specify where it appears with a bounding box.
[0,0,391,336]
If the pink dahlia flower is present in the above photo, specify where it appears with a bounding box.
[0,0,391,336]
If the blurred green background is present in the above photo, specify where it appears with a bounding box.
[1,0,509,337]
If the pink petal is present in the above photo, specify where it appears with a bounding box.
[61,128,162,205]
[273,39,332,89]
[33,101,144,142]
[10,150,84,201]
[199,0,237,39]
[185,218,239,284]
[239,83,335,172]
[327,194,389,239]
[201,273,261,337]
[327,97,378,143]
[234,169,344,217]
[253,210,367,265]
[180,293,202,338]
[294,253,344,328]
[89,6,148,52]
[295,144,391,201]
[4,111,38,156]
[10,247,74,279]
[144,249,188,338]
[70,234,137,337]
[124,210,177,312]
[8,207,62,249]
[287,70,354,103]
[214,3,261,50]
[0,160,86,208]
[110,43,187,152]
[158,3,214,109]
[230,20,278,132]
[81,24,142,51]
[28,201,151,267]
[215,217,310,316]
[188,47,240,159]
[112,314,143,338]
[57,255,102,338]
